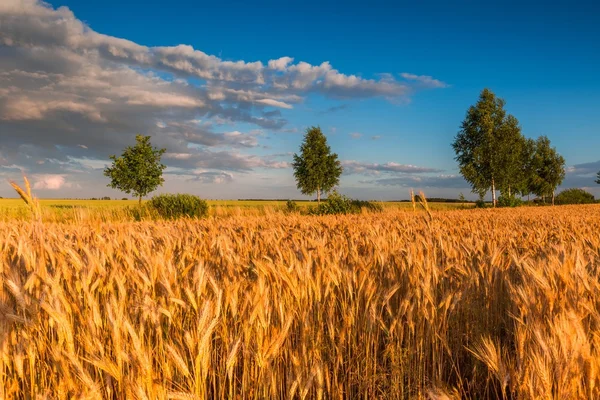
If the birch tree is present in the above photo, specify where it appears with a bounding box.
[452,88,509,207]
[292,126,342,203]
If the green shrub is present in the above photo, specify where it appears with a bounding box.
[148,194,209,219]
[474,199,487,208]
[308,191,382,215]
[318,191,354,215]
[498,195,523,208]
[285,200,300,213]
[555,188,595,205]
[350,199,384,212]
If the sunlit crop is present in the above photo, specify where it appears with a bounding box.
[1,205,599,399]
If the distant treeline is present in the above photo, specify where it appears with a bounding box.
[238,198,476,203]
[237,199,318,202]
[395,198,477,203]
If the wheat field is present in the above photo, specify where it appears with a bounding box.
[1,206,599,399]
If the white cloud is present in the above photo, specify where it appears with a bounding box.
[268,56,294,71]
[32,174,68,190]
[349,132,362,139]
[256,98,293,109]
[400,73,449,89]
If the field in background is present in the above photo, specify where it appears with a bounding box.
[1,205,599,399]
[0,198,471,221]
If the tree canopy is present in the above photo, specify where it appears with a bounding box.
[292,126,342,203]
[555,188,595,205]
[596,171,600,185]
[452,88,522,206]
[103,135,166,205]
[529,136,565,204]
[453,89,566,206]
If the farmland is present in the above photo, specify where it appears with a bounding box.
[0,198,470,222]
[1,205,599,399]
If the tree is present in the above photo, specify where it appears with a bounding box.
[104,135,166,206]
[519,138,537,200]
[596,171,600,185]
[453,88,524,207]
[496,115,525,198]
[292,126,342,203]
[555,188,595,205]
[529,136,565,205]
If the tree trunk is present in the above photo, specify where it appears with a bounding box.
[491,177,496,208]
[508,185,511,198]
[317,186,321,204]
[139,195,142,207]
[552,190,555,206]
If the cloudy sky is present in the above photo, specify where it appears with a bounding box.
[1,0,599,200]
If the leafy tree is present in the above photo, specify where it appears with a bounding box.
[292,126,342,203]
[555,188,595,205]
[453,88,523,207]
[529,136,565,205]
[519,138,537,200]
[496,115,525,198]
[104,135,166,206]
[596,170,600,185]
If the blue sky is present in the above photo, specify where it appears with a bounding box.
[1,0,599,199]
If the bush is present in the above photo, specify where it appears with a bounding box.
[555,188,595,205]
[498,195,523,208]
[474,199,487,208]
[309,191,382,215]
[350,199,384,212]
[285,200,300,213]
[148,194,209,219]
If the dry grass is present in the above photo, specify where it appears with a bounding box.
[1,206,599,399]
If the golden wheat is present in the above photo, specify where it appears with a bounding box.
[0,205,599,399]
[8,177,41,221]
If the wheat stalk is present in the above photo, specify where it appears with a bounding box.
[9,175,41,220]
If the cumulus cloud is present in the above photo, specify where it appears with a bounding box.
[267,56,294,71]
[0,1,446,100]
[349,132,362,139]
[0,0,448,197]
[163,149,290,172]
[189,171,234,184]
[256,98,293,109]
[32,174,70,190]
